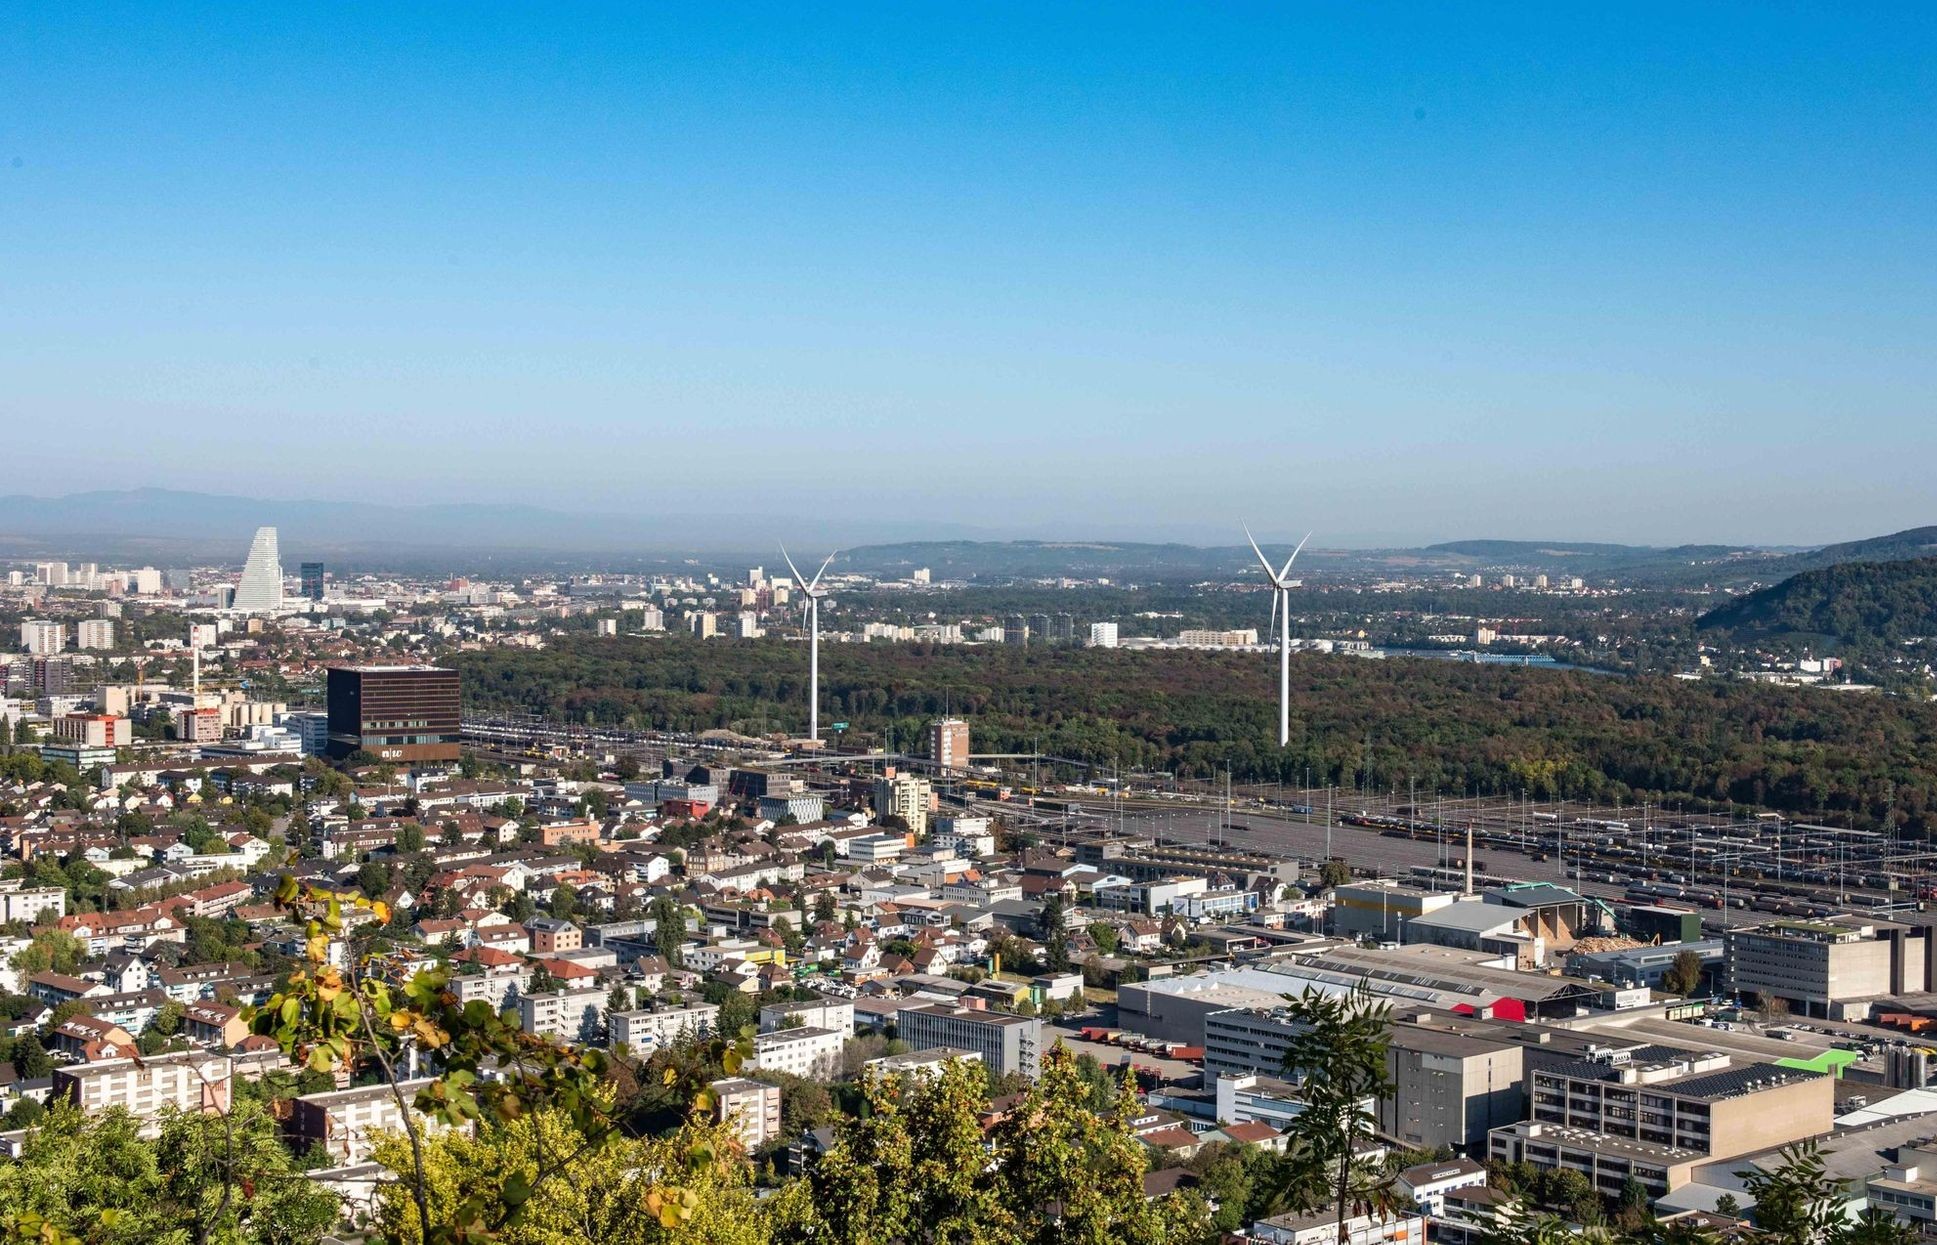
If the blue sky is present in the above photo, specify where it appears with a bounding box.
[2,4,1932,546]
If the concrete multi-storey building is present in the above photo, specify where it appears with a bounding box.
[1726,916,1931,1019]
[872,773,933,837]
[53,713,130,749]
[898,1004,1042,1081]
[1204,1006,1305,1078]
[607,1002,719,1051]
[1087,621,1118,648]
[52,1051,235,1135]
[758,996,855,1037]
[1488,1047,1832,1195]
[929,718,970,773]
[19,621,64,655]
[749,1026,845,1081]
[518,987,605,1045]
[709,1077,782,1150]
[287,1078,440,1163]
[1384,1022,1526,1154]
[75,619,115,650]
[0,880,66,925]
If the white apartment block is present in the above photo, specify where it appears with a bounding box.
[19,621,64,655]
[758,997,855,1037]
[749,1026,845,1081]
[518,987,605,1045]
[1088,621,1119,648]
[710,1077,782,1150]
[607,1002,719,1051]
[0,882,65,926]
[75,620,116,650]
[53,1051,234,1135]
[288,1078,441,1164]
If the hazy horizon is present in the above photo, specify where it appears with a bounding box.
[4,6,1933,544]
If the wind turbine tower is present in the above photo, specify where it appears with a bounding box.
[780,546,837,743]
[1244,526,1312,748]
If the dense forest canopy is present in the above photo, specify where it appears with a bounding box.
[451,635,1937,837]
[1700,557,1937,649]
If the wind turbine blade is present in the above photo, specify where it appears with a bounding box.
[811,552,837,592]
[1242,525,1278,581]
[779,546,808,591]
[1268,585,1279,641]
[1277,532,1313,583]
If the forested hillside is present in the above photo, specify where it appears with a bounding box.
[450,636,1937,836]
[1699,557,1937,648]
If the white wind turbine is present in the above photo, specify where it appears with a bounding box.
[780,546,837,743]
[1244,525,1312,748]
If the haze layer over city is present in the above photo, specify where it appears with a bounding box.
[2,7,1935,1245]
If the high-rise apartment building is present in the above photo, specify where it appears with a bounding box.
[930,718,970,773]
[710,1077,782,1149]
[19,620,64,655]
[325,665,463,762]
[1088,621,1119,648]
[873,772,934,836]
[1003,615,1028,645]
[1028,613,1051,644]
[75,620,115,650]
[299,561,326,601]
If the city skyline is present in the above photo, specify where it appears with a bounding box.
[3,6,1933,544]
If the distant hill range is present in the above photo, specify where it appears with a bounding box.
[0,488,987,567]
[848,527,1937,584]
[1698,555,1937,647]
[0,488,1930,585]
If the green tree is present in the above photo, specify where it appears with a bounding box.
[1278,985,1397,1241]
[1318,859,1353,889]
[1038,893,1071,973]
[649,895,686,966]
[1740,1140,1847,1245]
[987,1046,1200,1244]
[371,1107,780,1245]
[1661,949,1707,997]
[10,929,85,977]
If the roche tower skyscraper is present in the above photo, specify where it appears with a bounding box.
[232,526,284,612]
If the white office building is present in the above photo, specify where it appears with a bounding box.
[232,526,284,613]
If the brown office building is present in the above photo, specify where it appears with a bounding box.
[325,665,462,763]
